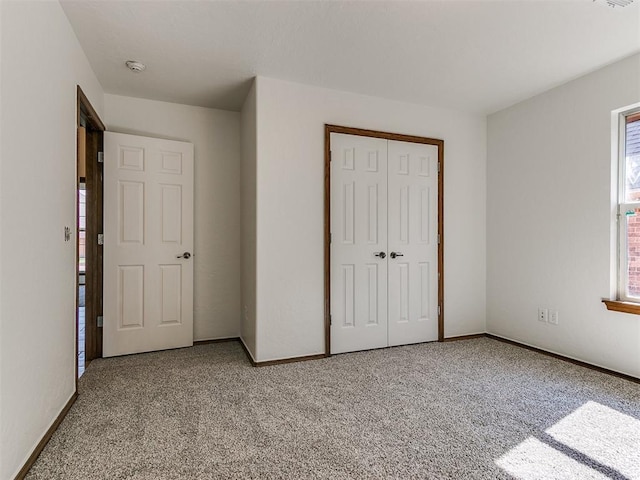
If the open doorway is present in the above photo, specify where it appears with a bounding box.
[76,86,105,379]
[78,182,87,375]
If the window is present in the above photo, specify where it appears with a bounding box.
[78,184,86,274]
[617,109,640,302]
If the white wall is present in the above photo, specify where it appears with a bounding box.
[104,95,241,341]
[240,81,258,359]
[254,76,487,362]
[0,2,104,479]
[487,54,640,378]
[0,0,4,472]
[0,0,4,470]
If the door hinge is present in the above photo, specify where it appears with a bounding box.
[97,233,104,245]
[329,314,332,325]
[97,315,103,327]
[330,233,332,244]
[437,305,441,316]
[329,151,332,162]
[97,152,104,163]
[437,234,441,244]
[438,161,441,173]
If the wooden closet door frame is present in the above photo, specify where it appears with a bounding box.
[324,124,445,356]
[76,86,105,384]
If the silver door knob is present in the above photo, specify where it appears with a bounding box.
[177,252,191,259]
[374,252,386,259]
[390,252,403,259]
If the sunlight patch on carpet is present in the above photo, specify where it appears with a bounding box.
[496,401,640,480]
[546,401,640,479]
[495,437,609,480]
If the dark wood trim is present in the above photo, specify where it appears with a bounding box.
[194,337,240,345]
[84,128,104,362]
[324,125,445,355]
[324,125,332,356]
[325,124,444,146]
[437,141,444,341]
[236,338,327,367]
[83,128,102,363]
[602,299,640,315]
[77,86,105,373]
[485,334,640,384]
[77,86,105,132]
[442,333,485,342]
[255,353,327,367]
[238,338,257,366]
[13,393,78,480]
[331,340,435,357]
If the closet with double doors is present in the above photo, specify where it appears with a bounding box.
[328,129,442,354]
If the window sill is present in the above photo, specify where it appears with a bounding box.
[602,299,640,315]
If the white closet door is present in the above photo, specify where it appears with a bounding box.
[330,133,388,354]
[103,132,194,357]
[387,140,439,346]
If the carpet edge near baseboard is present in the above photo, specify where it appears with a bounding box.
[485,333,640,384]
[442,333,486,342]
[193,337,240,346]
[13,392,78,480]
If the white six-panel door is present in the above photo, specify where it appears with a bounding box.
[103,132,194,357]
[387,140,439,346]
[330,134,389,354]
[330,133,439,354]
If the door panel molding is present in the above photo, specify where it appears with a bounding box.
[103,132,194,357]
[387,140,439,346]
[324,125,444,356]
[329,134,388,354]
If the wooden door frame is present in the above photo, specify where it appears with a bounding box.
[324,124,445,356]
[76,86,105,384]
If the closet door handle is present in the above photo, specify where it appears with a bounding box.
[374,252,386,259]
[390,252,403,259]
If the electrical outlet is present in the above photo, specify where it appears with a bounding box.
[538,308,548,323]
[549,310,559,325]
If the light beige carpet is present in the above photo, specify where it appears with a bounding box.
[25,338,640,479]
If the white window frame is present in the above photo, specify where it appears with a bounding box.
[616,105,640,302]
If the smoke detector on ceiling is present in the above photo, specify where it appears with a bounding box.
[595,0,634,7]
[125,60,146,73]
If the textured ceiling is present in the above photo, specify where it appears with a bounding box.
[60,0,640,114]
